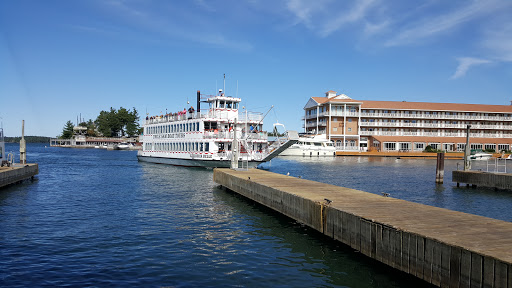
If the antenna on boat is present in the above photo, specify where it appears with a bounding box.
[223,74,226,96]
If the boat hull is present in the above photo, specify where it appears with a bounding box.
[279,148,336,157]
[137,155,262,168]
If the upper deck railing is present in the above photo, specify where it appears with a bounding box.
[144,110,263,125]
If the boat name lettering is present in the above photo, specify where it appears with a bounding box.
[154,133,186,139]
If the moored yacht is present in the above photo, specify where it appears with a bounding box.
[279,133,336,157]
[137,90,298,168]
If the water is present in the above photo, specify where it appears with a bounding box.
[0,144,509,287]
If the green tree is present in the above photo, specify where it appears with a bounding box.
[61,120,74,139]
[125,107,140,136]
[96,110,111,137]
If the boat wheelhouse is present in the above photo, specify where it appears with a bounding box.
[137,90,298,168]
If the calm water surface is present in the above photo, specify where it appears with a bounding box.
[2,143,510,287]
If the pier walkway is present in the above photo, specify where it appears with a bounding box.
[0,163,38,188]
[214,168,512,288]
[453,170,512,190]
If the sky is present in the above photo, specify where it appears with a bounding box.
[1,0,512,137]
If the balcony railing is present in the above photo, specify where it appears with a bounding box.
[359,131,512,138]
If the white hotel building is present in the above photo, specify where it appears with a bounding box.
[304,91,512,152]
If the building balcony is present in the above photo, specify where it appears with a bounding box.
[360,112,512,122]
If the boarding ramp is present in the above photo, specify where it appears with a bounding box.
[262,130,299,162]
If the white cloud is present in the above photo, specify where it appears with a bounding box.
[320,0,378,37]
[386,1,511,47]
[481,22,512,62]
[286,0,331,29]
[451,57,491,79]
[96,1,253,51]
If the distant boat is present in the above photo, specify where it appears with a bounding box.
[469,152,492,161]
[116,142,133,150]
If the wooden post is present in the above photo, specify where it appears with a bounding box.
[436,152,445,184]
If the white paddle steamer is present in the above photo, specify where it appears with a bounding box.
[137,90,297,168]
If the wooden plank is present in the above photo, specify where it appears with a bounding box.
[424,238,433,284]
[449,246,461,288]
[471,253,483,288]
[460,250,472,288]
[483,256,494,288]
[494,260,507,288]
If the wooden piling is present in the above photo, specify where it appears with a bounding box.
[436,152,445,184]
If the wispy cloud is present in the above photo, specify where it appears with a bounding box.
[385,1,510,47]
[320,0,378,37]
[92,0,253,51]
[451,57,491,79]
[481,21,512,62]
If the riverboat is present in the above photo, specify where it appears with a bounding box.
[137,90,298,168]
[279,133,336,157]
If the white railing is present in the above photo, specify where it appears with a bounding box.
[360,112,512,121]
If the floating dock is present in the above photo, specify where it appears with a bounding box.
[214,168,512,288]
[0,164,39,188]
[453,170,512,190]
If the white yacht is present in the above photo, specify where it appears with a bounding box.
[469,152,493,161]
[137,90,298,168]
[279,134,336,157]
[116,142,133,150]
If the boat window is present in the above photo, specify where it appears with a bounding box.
[314,143,322,146]
[233,103,238,109]
[200,142,204,151]
[205,142,209,152]
[220,101,225,108]
[226,102,232,109]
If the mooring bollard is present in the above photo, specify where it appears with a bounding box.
[436,152,445,184]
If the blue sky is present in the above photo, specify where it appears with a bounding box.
[1,0,511,137]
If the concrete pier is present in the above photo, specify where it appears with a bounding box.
[214,168,512,288]
[453,170,512,190]
[0,164,39,188]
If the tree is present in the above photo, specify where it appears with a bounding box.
[96,110,111,137]
[94,107,140,137]
[125,107,140,136]
[61,120,74,139]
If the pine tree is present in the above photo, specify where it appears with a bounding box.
[61,120,74,139]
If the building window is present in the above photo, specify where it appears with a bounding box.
[414,143,425,151]
[333,127,338,132]
[348,119,352,122]
[348,128,352,132]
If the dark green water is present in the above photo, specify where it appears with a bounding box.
[5,143,509,287]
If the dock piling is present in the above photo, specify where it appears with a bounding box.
[436,152,445,184]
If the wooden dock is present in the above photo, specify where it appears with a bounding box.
[0,164,39,188]
[453,170,512,190]
[214,168,512,288]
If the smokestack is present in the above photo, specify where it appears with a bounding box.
[197,90,201,115]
